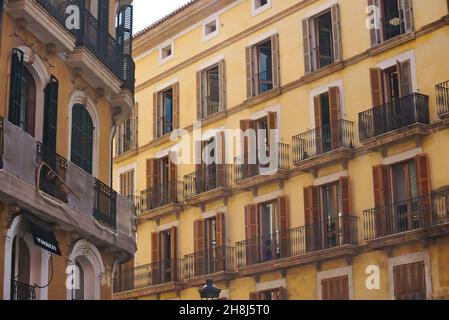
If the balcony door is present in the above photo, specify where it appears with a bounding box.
[320,181,343,249]
[314,87,341,155]
[151,227,177,285]
[204,217,218,274]
[11,236,31,300]
[314,10,334,69]
[258,200,280,262]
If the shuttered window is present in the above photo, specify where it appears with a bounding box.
[197,60,226,119]
[43,76,59,151]
[71,104,94,174]
[116,103,137,156]
[119,169,135,200]
[394,261,427,300]
[154,84,179,138]
[321,275,350,300]
[98,0,110,31]
[116,4,133,56]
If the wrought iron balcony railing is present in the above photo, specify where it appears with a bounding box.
[140,181,184,212]
[436,81,449,117]
[236,216,359,268]
[256,70,273,94]
[184,246,235,279]
[10,280,36,301]
[363,189,449,240]
[94,179,117,230]
[202,95,221,118]
[359,93,430,141]
[184,164,233,199]
[382,13,405,41]
[292,119,355,164]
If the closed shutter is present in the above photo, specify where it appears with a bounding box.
[194,219,205,276]
[170,226,178,280]
[329,87,341,149]
[245,204,259,265]
[331,4,342,62]
[321,275,350,300]
[304,186,320,252]
[153,92,158,138]
[397,59,413,97]
[372,165,391,236]
[116,5,133,56]
[278,196,290,258]
[314,95,323,155]
[173,83,179,130]
[43,76,59,151]
[245,46,254,98]
[399,0,414,33]
[8,48,24,126]
[271,33,280,89]
[302,18,312,73]
[196,70,203,119]
[218,59,227,111]
[393,261,426,300]
[71,104,93,174]
[216,131,226,187]
[151,232,160,285]
[416,154,432,226]
[216,212,226,247]
[267,111,277,150]
[340,176,352,244]
[370,68,384,107]
[98,0,109,31]
[168,151,177,202]
[368,0,382,46]
[146,159,153,189]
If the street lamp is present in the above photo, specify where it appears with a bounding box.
[198,279,221,300]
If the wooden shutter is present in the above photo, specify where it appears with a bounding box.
[321,275,350,300]
[216,212,226,247]
[329,87,341,149]
[71,104,93,174]
[168,151,177,202]
[218,59,227,111]
[302,18,312,73]
[216,131,226,187]
[278,196,290,258]
[372,165,391,236]
[397,60,413,97]
[116,4,133,56]
[416,154,432,226]
[368,0,382,46]
[271,33,280,89]
[393,261,426,300]
[246,46,254,98]
[43,76,59,151]
[146,159,153,189]
[370,68,384,107]
[331,4,342,62]
[278,287,288,300]
[340,176,352,244]
[8,48,24,126]
[173,83,179,129]
[194,219,205,276]
[153,92,158,138]
[399,0,414,33]
[249,292,261,300]
[304,186,320,252]
[240,119,256,177]
[196,70,203,119]
[267,111,277,130]
[170,226,178,281]
[245,204,259,265]
[151,232,160,284]
[314,95,323,155]
[98,0,110,31]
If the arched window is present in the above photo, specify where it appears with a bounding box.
[74,261,85,300]
[10,236,33,300]
[71,104,94,174]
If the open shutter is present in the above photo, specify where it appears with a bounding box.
[368,0,382,46]
[314,95,323,155]
[416,154,432,226]
[8,48,24,126]
[245,204,259,265]
[331,4,342,62]
[340,176,352,244]
[329,87,341,150]
[218,59,227,111]
[267,111,277,131]
[372,165,391,237]
[116,4,133,56]
[245,46,254,98]
[151,232,160,285]
[153,92,158,138]
[43,76,59,151]
[271,33,280,89]
[397,60,413,97]
[304,186,320,252]
[216,212,226,247]
[194,219,205,276]
[302,18,312,73]
[370,68,384,107]
[399,0,414,33]
[169,151,177,203]
[196,70,203,119]
[278,196,290,258]
[170,226,178,281]
[240,119,256,178]
[98,0,109,31]
[146,159,153,189]
[173,82,179,129]
[216,131,226,187]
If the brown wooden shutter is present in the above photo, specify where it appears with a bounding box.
[245,204,259,265]
[168,151,177,202]
[196,70,203,120]
[322,276,350,300]
[267,111,277,130]
[216,131,226,187]
[416,154,432,226]
[170,226,178,281]
[216,212,226,247]
[393,261,426,300]
[249,292,260,300]
[370,68,384,107]
[218,59,227,111]
[151,232,160,284]
[302,18,312,73]
[278,287,287,300]
[340,176,353,244]
[173,82,179,129]
[153,92,158,138]
[278,196,290,258]
[246,46,254,98]
[271,33,280,89]
[314,95,323,155]
[304,186,320,252]
[372,165,391,236]
[146,159,153,189]
[331,4,342,62]
[368,0,382,46]
[397,60,413,97]
[399,0,414,33]
[329,87,341,149]
[240,119,256,177]
[194,219,205,276]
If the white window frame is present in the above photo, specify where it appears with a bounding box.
[202,15,220,42]
[159,41,175,65]
[251,0,272,17]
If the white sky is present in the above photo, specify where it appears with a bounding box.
[133,0,193,34]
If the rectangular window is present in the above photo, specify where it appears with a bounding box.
[321,275,350,300]
[255,40,273,94]
[160,43,174,63]
[115,104,137,156]
[393,261,426,300]
[258,200,279,262]
[203,65,220,117]
[203,17,219,41]
[252,0,271,16]
[119,169,135,201]
[154,84,179,138]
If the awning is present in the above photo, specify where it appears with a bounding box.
[25,214,62,256]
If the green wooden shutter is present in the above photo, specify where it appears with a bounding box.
[98,0,110,31]
[116,5,133,56]
[71,104,93,174]
[9,48,24,126]
[43,76,59,151]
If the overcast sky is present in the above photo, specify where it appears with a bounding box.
[133,0,192,34]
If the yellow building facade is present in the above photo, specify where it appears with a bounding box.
[113,0,449,300]
[0,0,136,300]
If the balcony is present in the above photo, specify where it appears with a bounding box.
[436,81,449,119]
[113,259,184,298]
[183,246,235,284]
[184,165,232,206]
[236,216,359,270]
[382,14,406,42]
[10,280,36,301]
[358,93,430,150]
[234,143,290,191]
[292,120,355,172]
[0,117,136,258]
[363,189,449,242]
[138,182,184,222]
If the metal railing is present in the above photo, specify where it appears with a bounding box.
[10,280,36,300]
[184,246,235,279]
[315,44,334,69]
[113,258,183,293]
[436,81,449,117]
[292,119,354,164]
[234,143,290,182]
[184,164,233,199]
[203,95,221,117]
[363,189,449,240]
[359,93,430,141]
[256,70,273,94]
[93,179,117,230]
[236,216,359,268]
[36,142,68,203]
[140,181,184,213]
[382,13,405,41]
